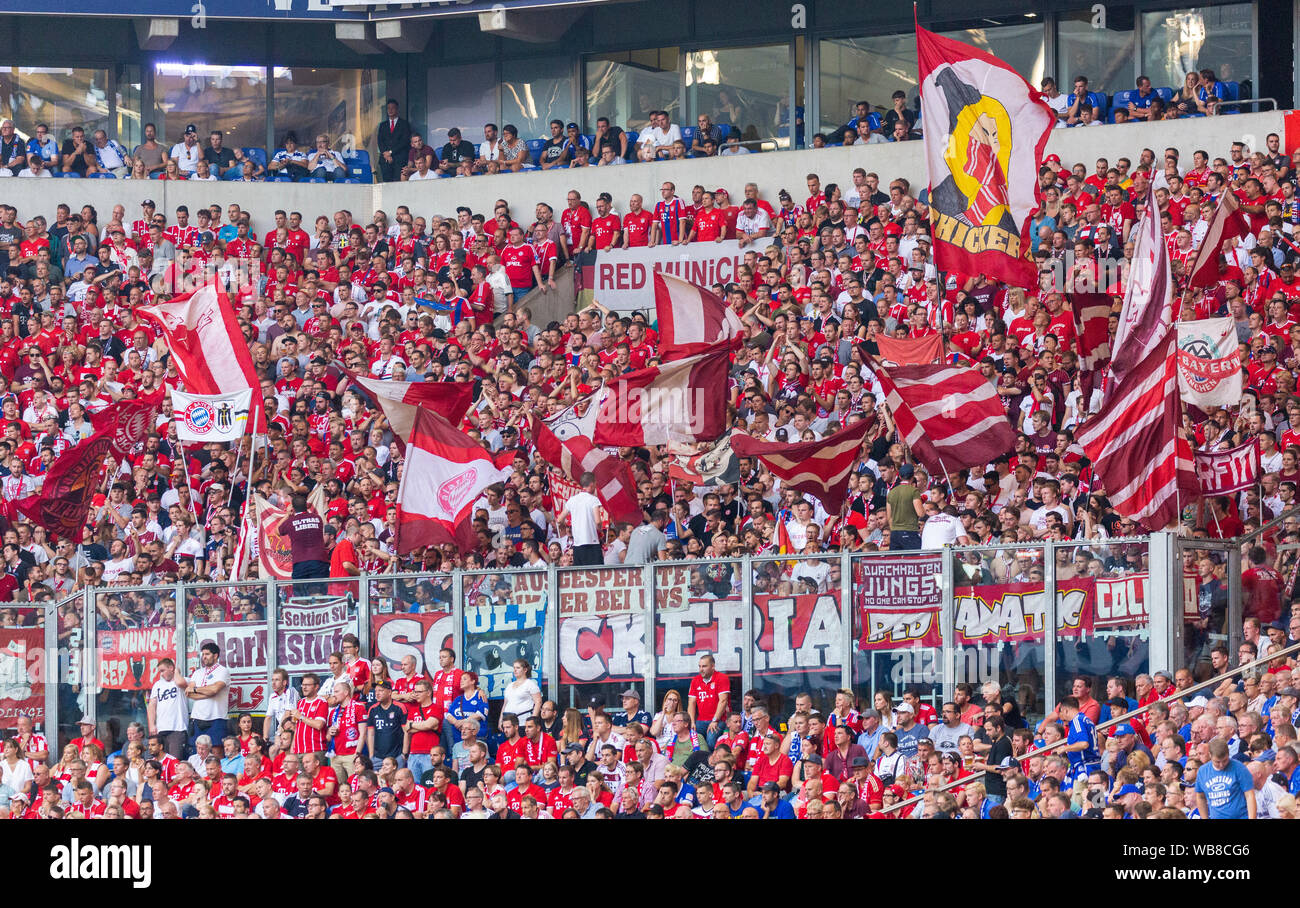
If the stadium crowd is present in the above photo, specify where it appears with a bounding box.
[0,78,1298,818]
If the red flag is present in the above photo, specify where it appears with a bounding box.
[1076,330,1189,531]
[1112,184,1174,383]
[730,415,874,512]
[137,282,264,431]
[345,370,475,443]
[654,272,744,361]
[918,26,1054,289]
[877,363,1016,478]
[532,417,643,525]
[1186,191,1250,288]
[593,338,736,447]
[1069,293,1114,371]
[15,399,160,542]
[394,408,509,555]
[874,333,944,367]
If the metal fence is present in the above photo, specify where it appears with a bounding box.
[0,531,1229,758]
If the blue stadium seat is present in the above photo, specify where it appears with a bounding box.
[340,149,372,183]
[62,171,82,178]
[680,126,696,147]
[243,147,267,170]
[1155,87,1175,103]
[150,171,162,179]
[625,131,638,148]
[1068,91,1108,119]
[1221,81,1240,102]
[90,172,115,178]
[583,134,595,150]
[525,138,545,166]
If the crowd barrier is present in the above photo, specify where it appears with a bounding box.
[0,532,1240,755]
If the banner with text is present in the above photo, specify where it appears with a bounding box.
[0,628,44,730]
[581,241,752,313]
[463,571,548,698]
[854,554,945,651]
[99,627,178,691]
[371,611,455,677]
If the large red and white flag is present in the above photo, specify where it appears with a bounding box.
[345,371,475,443]
[1186,191,1249,288]
[730,414,874,512]
[876,363,1016,478]
[1111,184,1173,383]
[918,26,1054,289]
[395,408,509,554]
[531,416,642,525]
[137,282,264,431]
[1077,329,1191,530]
[654,272,744,361]
[593,338,736,447]
[1069,293,1114,372]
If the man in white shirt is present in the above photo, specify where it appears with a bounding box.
[147,656,189,757]
[736,198,772,248]
[920,503,970,549]
[16,155,52,178]
[168,124,202,175]
[186,641,231,748]
[558,472,605,565]
[637,111,682,160]
[1040,77,1069,127]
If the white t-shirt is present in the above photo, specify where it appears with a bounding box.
[502,678,541,721]
[565,491,603,546]
[188,661,231,721]
[149,675,189,732]
[169,142,201,173]
[920,513,965,549]
[408,169,438,181]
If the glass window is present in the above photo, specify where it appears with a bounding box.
[1141,5,1253,92]
[273,68,384,156]
[817,34,914,137]
[501,57,575,143]
[428,62,496,147]
[686,44,790,151]
[152,62,267,149]
[584,47,680,133]
[1057,7,1136,95]
[115,65,143,150]
[817,24,1044,138]
[0,67,112,144]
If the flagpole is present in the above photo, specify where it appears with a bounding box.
[226,441,243,510]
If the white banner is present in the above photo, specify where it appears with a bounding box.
[172,388,251,442]
[1176,317,1243,408]
[580,241,751,312]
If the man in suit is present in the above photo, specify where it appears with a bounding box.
[376,99,412,183]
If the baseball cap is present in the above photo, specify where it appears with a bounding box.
[1116,783,1143,797]
[563,743,585,755]
[78,718,95,727]
[1185,695,1209,708]
[885,784,905,798]
[185,123,197,135]
[1279,687,1300,699]
[714,187,729,196]
[1045,154,1061,164]
[850,755,870,768]
[760,781,782,793]
[894,702,915,714]
[377,786,395,796]
[898,464,915,479]
[1111,723,1135,736]
[861,708,881,720]
[8,791,28,804]
[620,688,640,700]
[1154,670,1174,682]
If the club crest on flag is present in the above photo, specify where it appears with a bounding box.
[1176,329,1234,397]
[181,401,217,436]
[436,467,482,515]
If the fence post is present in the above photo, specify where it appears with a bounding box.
[266,576,278,700]
[840,551,853,690]
[358,576,371,660]
[1043,540,1058,718]
[451,571,464,668]
[43,601,57,740]
[1226,544,1243,660]
[1147,531,1180,675]
[940,549,955,703]
[544,563,559,703]
[643,561,656,711]
[741,555,754,696]
[82,587,96,730]
[175,580,187,676]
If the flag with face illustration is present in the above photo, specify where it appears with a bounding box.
[918,26,1054,289]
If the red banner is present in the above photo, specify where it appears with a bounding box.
[254,495,293,581]
[0,628,43,730]
[875,333,944,366]
[1194,440,1260,495]
[99,627,177,691]
[952,579,1094,644]
[855,555,944,651]
[372,611,455,676]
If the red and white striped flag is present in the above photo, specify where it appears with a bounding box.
[731,414,874,512]
[1186,191,1249,288]
[345,370,475,444]
[532,416,643,525]
[1076,329,1191,531]
[1069,293,1113,371]
[1111,184,1173,383]
[876,363,1016,478]
[395,408,510,554]
[137,282,264,431]
[593,337,736,447]
[654,272,744,361]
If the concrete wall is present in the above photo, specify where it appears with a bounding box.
[2,112,1285,236]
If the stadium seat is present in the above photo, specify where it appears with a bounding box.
[340,149,372,183]
[1068,90,1108,119]
[680,126,696,147]
[1222,81,1240,102]
[243,147,268,170]
[90,172,115,178]
[63,171,82,178]
[525,138,546,166]
[1155,87,1175,103]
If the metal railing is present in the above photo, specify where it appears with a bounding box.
[0,533,1203,757]
[880,638,1300,815]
